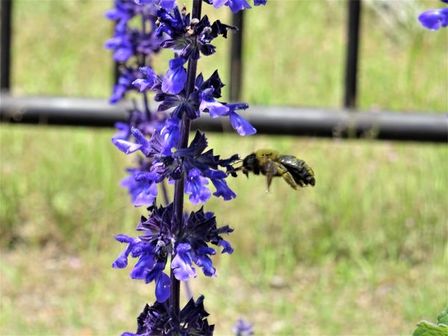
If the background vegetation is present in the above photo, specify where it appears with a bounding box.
[1,0,447,335]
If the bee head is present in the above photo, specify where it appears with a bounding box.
[242,153,260,175]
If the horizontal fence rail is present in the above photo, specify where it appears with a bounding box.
[1,94,447,143]
[2,1,446,144]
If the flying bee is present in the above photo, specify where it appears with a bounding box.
[234,149,315,191]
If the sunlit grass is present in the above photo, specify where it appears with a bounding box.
[1,246,445,335]
[1,125,447,334]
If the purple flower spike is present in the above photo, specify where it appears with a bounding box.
[106,0,268,331]
[418,8,448,30]
[162,57,187,94]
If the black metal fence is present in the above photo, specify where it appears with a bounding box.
[1,0,447,142]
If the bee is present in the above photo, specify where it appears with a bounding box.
[236,149,315,191]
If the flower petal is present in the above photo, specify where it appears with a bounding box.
[155,272,171,303]
[418,8,448,30]
[112,138,143,154]
[172,243,197,281]
[229,111,256,136]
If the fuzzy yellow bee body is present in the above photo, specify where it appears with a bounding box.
[239,149,315,190]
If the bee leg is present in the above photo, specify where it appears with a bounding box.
[281,171,298,190]
[264,161,278,192]
[266,172,273,191]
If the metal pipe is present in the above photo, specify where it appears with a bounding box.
[1,0,13,91]
[1,94,446,143]
[0,94,126,126]
[343,0,361,109]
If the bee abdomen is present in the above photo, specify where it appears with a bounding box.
[279,155,316,187]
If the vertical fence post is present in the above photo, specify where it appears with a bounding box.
[229,11,244,102]
[343,0,361,109]
[1,0,13,91]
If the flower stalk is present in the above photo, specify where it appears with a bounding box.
[170,0,202,318]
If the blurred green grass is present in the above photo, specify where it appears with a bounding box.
[1,0,447,335]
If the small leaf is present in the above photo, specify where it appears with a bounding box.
[412,321,448,336]
[437,306,448,326]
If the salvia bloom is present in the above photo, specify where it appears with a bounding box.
[122,296,214,335]
[113,204,233,301]
[418,0,448,30]
[109,0,258,206]
[113,128,238,205]
[106,0,267,334]
[233,319,254,336]
[206,0,266,13]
